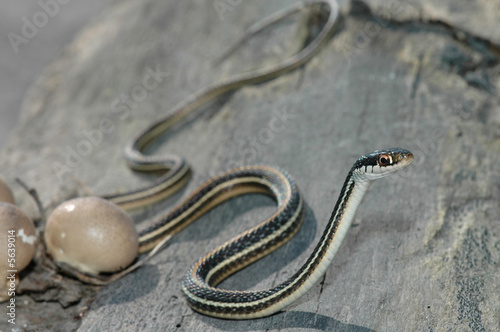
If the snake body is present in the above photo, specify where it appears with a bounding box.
[103,0,339,213]
[98,0,414,319]
[182,148,413,318]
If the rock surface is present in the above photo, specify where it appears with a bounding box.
[0,0,499,331]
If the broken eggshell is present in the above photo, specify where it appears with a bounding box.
[0,178,15,204]
[0,202,37,301]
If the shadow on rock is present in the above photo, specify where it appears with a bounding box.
[200,310,375,332]
[91,264,160,308]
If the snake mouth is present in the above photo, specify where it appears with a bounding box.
[403,152,414,165]
[386,149,414,174]
[395,150,414,168]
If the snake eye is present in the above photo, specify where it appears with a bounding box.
[378,154,392,166]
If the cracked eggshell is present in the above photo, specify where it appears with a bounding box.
[0,179,15,204]
[0,202,37,273]
[44,197,139,275]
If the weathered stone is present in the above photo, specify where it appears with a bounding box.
[362,0,500,45]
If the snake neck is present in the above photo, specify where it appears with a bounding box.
[301,172,372,284]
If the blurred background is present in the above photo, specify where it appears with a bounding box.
[0,1,110,152]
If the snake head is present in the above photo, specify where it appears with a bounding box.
[352,148,414,180]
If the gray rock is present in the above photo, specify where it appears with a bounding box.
[0,0,498,331]
[362,0,500,45]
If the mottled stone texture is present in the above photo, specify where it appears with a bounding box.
[0,0,498,331]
